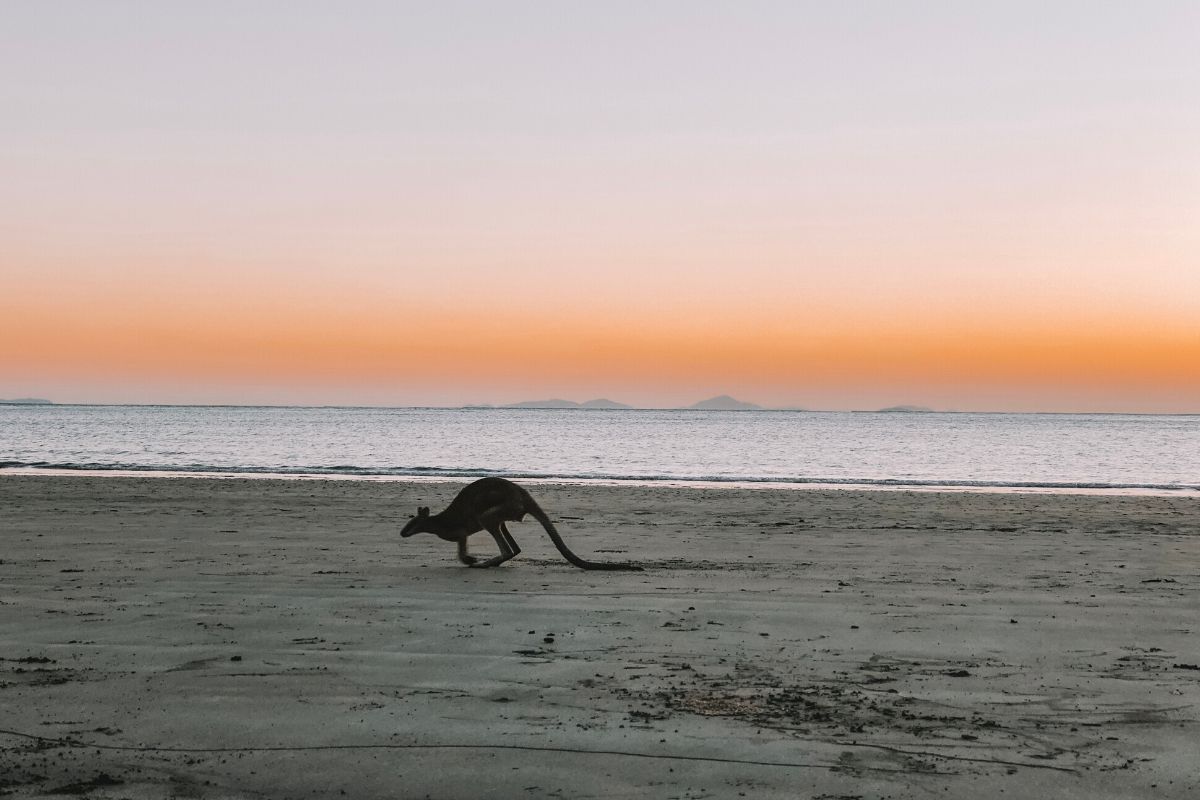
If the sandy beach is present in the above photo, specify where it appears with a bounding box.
[1,475,1197,798]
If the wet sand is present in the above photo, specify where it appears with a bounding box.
[1,475,1198,798]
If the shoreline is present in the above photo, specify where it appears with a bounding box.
[2,467,1196,497]
[2,475,1198,798]
[4,402,1198,414]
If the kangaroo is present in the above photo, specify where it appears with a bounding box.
[400,477,642,571]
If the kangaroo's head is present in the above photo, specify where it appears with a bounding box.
[400,506,431,537]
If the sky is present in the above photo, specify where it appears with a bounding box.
[2,2,1197,411]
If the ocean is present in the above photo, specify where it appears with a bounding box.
[1,404,1197,494]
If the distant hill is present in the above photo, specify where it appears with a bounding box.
[579,398,632,409]
[0,398,53,405]
[506,399,580,408]
[687,395,762,411]
[505,398,633,409]
[878,404,934,413]
[494,396,773,410]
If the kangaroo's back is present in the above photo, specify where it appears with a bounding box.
[443,477,534,518]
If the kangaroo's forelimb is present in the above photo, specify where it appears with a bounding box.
[456,538,477,566]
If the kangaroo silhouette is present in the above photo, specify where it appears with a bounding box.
[400,477,642,571]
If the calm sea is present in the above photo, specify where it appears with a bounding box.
[1,405,1197,494]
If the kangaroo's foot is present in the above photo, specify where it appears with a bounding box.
[468,553,513,568]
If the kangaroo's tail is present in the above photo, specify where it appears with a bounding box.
[525,499,643,572]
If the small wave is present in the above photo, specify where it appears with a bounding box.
[0,460,498,478]
[1,460,1196,494]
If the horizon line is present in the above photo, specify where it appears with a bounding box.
[2,401,1196,417]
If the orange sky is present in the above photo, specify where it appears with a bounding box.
[2,5,1198,411]
[4,263,1197,410]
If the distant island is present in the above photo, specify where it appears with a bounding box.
[877,405,934,413]
[0,398,54,405]
[503,398,633,410]
[577,398,631,409]
[489,394,783,410]
[687,395,763,411]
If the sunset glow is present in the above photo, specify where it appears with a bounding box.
[3,4,1197,411]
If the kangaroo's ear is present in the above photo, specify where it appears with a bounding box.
[418,506,429,517]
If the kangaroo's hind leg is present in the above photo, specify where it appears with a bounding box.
[468,509,518,568]
[498,522,521,558]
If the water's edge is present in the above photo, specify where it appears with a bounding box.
[2,463,1194,497]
